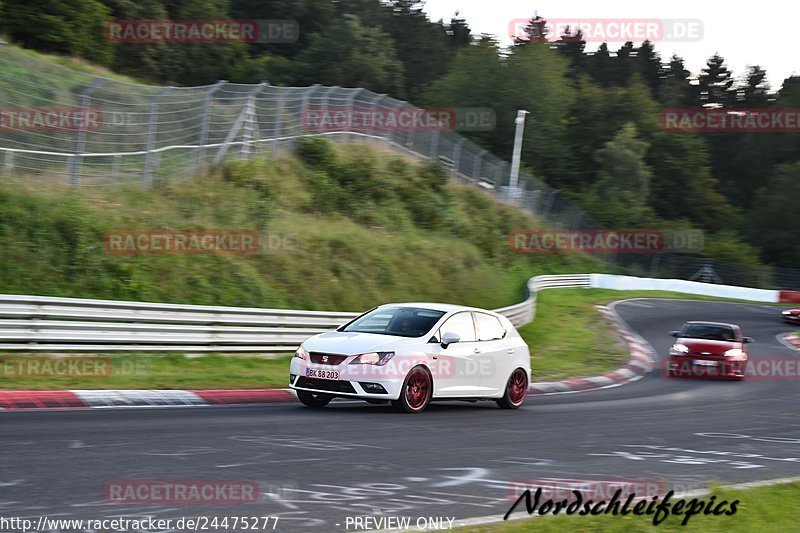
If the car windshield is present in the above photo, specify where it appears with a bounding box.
[342,307,446,338]
[681,324,737,341]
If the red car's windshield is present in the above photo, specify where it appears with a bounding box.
[681,324,737,341]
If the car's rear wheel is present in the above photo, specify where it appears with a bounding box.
[497,368,528,409]
[296,390,333,408]
[392,366,432,413]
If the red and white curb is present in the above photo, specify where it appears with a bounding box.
[0,389,296,410]
[527,303,656,395]
[780,332,800,351]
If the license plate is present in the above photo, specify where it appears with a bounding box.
[693,360,718,366]
[306,368,340,380]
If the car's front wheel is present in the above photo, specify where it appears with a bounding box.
[296,390,333,408]
[392,366,432,413]
[497,368,528,409]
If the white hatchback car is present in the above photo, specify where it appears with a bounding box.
[289,303,532,413]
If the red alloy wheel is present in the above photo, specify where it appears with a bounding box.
[507,368,527,406]
[405,370,430,410]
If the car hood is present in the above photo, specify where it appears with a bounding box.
[302,331,419,355]
[679,338,740,354]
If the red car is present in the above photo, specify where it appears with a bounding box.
[666,321,753,380]
[782,308,800,323]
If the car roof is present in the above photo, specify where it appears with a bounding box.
[377,302,491,314]
[682,321,740,329]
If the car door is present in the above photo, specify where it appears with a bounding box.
[430,311,483,398]
[473,311,511,394]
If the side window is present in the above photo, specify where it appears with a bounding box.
[438,312,477,342]
[475,312,506,341]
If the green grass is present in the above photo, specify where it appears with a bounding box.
[0,353,292,390]
[461,481,800,532]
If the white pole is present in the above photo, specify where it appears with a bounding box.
[508,109,529,199]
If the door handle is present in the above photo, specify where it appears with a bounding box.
[507,349,514,354]
[473,348,481,354]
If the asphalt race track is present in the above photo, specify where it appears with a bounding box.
[2,299,799,531]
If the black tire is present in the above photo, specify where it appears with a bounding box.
[392,366,432,413]
[296,390,333,408]
[496,368,528,409]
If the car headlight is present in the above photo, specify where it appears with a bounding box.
[293,346,308,360]
[349,352,395,366]
[724,348,744,357]
[670,343,689,354]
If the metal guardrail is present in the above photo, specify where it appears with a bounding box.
[0,275,593,353]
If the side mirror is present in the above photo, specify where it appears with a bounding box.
[670,331,680,338]
[441,331,461,348]
[743,336,754,344]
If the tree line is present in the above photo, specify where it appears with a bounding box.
[0,1,798,268]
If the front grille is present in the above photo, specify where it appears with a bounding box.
[309,352,348,365]
[295,376,356,394]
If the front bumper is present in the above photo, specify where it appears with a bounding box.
[289,357,406,400]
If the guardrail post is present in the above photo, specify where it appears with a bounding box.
[194,81,226,171]
[68,77,107,187]
[143,86,174,187]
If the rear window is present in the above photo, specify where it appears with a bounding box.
[681,324,737,341]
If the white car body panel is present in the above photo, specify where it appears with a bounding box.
[288,303,531,402]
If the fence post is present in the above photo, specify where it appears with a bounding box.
[143,86,174,187]
[452,137,467,176]
[472,149,486,181]
[293,84,320,145]
[240,83,269,160]
[368,93,387,146]
[69,77,107,187]
[271,88,286,155]
[195,80,226,171]
[3,151,13,175]
[542,189,560,220]
[213,82,268,165]
[345,88,364,143]
[429,130,440,158]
